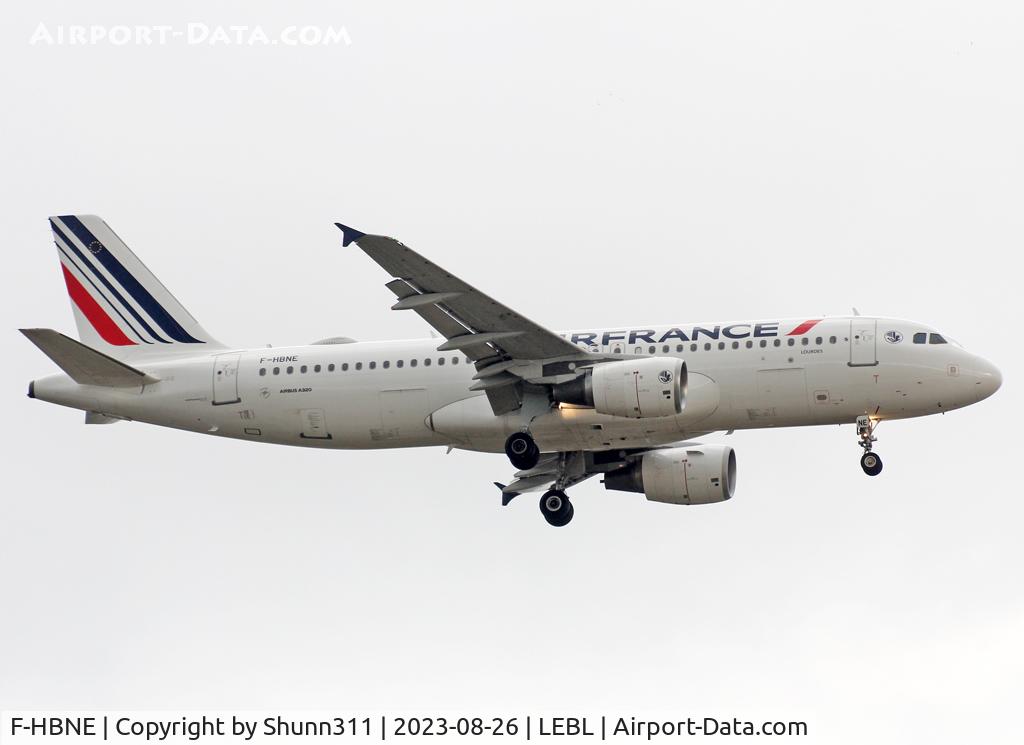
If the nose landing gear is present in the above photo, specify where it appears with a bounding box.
[539,489,574,527]
[856,415,883,476]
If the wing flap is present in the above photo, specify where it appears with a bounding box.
[485,382,522,416]
[85,411,122,424]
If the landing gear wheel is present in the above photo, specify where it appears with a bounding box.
[860,451,883,476]
[505,432,540,470]
[539,490,574,527]
[855,415,882,476]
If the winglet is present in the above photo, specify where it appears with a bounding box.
[494,482,520,507]
[334,222,366,247]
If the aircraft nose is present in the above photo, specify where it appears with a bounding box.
[972,356,1002,402]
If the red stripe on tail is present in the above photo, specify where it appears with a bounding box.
[61,264,136,346]
[787,319,822,336]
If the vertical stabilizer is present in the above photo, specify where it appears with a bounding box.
[49,214,224,358]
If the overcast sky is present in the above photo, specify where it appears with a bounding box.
[1,2,1021,743]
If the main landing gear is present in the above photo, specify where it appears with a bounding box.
[539,490,574,527]
[496,442,582,527]
[505,431,540,470]
[856,415,883,476]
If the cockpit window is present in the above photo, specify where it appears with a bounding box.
[913,332,927,344]
[929,333,947,344]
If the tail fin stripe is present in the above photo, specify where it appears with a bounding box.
[56,243,151,344]
[59,216,203,344]
[51,219,170,344]
[60,264,137,346]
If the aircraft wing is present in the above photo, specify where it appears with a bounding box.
[337,223,601,414]
[494,451,598,505]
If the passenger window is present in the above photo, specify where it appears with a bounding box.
[383,361,390,369]
[815,337,822,345]
[746,340,753,349]
[704,343,711,351]
[424,358,431,367]
[732,341,739,349]
[314,364,321,373]
[829,336,837,344]
[649,345,656,354]
[452,357,459,365]
[929,333,947,344]
[259,368,266,376]
[438,357,445,366]
[273,367,280,375]
[773,339,781,347]
[300,365,308,373]
[690,343,698,352]
[801,338,808,346]
[355,362,363,370]
[340,363,347,371]
[913,332,927,344]
[717,342,725,350]
[409,359,416,367]
[759,340,767,348]
[676,344,684,353]
[787,339,795,347]
[369,362,376,369]
[286,366,294,374]
[398,360,405,368]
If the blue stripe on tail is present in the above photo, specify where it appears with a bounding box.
[55,243,151,344]
[59,216,203,344]
[51,220,169,344]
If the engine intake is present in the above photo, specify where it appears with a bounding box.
[604,444,736,505]
[553,357,686,419]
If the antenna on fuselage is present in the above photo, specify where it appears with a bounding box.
[852,307,861,316]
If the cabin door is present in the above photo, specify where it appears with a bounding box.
[212,353,241,405]
[849,319,878,366]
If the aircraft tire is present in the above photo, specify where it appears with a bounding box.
[860,452,883,476]
[506,432,540,470]
[540,490,573,527]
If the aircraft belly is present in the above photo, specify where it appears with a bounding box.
[427,393,698,453]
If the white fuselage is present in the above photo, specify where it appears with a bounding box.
[30,317,1001,453]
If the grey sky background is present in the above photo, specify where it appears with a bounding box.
[1,2,1021,742]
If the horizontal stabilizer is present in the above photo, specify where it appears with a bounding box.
[20,328,159,387]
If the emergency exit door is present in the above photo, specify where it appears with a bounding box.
[212,353,242,405]
[849,319,878,366]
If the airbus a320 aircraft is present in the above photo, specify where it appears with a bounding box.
[23,216,1002,526]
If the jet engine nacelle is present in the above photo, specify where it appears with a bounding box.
[553,357,686,419]
[604,444,736,505]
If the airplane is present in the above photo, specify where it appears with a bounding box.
[22,215,1002,526]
